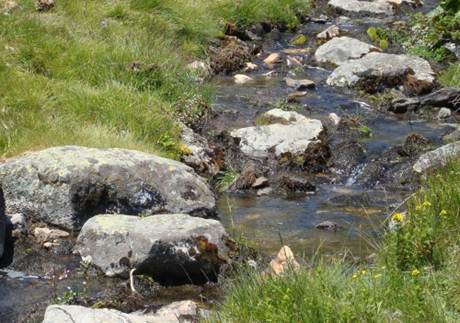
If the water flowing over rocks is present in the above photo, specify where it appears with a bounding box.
[230,109,324,158]
[0,146,215,230]
[327,52,434,92]
[75,214,231,284]
[42,301,201,323]
[315,37,379,66]
[413,142,460,173]
[390,87,460,113]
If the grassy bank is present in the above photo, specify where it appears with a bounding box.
[208,161,460,322]
[0,0,309,159]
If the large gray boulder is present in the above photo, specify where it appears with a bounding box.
[0,187,5,260]
[413,142,460,173]
[75,214,230,284]
[327,52,434,89]
[230,109,324,158]
[315,37,379,66]
[0,146,215,230]
[42,301,200,323]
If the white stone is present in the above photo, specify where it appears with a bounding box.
[315,36,379,66]
[234,74,254,84]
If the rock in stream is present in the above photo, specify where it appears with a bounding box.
[0,146,215,230]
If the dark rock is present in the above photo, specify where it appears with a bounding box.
[401,133,430,157]
[279,174,316,192]
[233,161,259,190]
[76,214,231,284]
[419,87,460,109]
[36,0,54,12]
[315,221,342,231]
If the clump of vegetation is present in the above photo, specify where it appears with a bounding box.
[367,27,389,50]
[216,168,239,192]
[440,63,460,88]
[208,161,460,322]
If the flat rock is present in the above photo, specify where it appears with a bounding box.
[315,220,342,231]
[0,146,215,230]
[75,214,230,283]
[234,74,254,84]
[328,0,417,15]
[34,227,69,243]
[413,142,460,173]
[231,109,324,158]
[284,77,315,90]
[42,301,200,323]
[327,52,434,89]
[315,37,379,66]
[264,53,282,67]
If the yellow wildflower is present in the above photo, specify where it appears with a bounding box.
[374,274,382,278]
[422,201,432,208]
[411,269,420,277]
[360,270,367,275]
[391,213,404,222]
[352,273,359,279]
[439,210,448,217]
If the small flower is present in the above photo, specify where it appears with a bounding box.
[391,213,405,222]
[439,210,448,217]
[411,269,420,277]
[352,273,359,279]
[422,201,432,208]
[373,273,382,278]
[360,270,367,275]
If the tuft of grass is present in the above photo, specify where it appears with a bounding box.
[440,63,460,88]
[216,168,239,192]
[207,161,460,322]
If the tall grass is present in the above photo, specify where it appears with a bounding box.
[207,161,460,322]
[0,0,309,159]
[440,64,460,88]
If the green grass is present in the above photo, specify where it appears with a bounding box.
[0,0,309,159]
[440,63,460,88]
[207,161,460,322]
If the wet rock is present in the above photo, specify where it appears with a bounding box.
[233,161,259,190]
[36,0,54,12]
[287,91,308,102]
[279,174,316,192]
[263,53,282,68]
[329,140,366,176]
[413,142,460,174]
[244,62,258,72]
[76,214,230,283]
[311,15,329,24]
[282,48,311,56]
[0,187,5,260]
[438,108,452,120]
[234,74,254,84]
[327,52,434,92]
[443,127,460,143]
[315,220,342,231]
[252,177,269,189]
[33,227,69,243]
[328,113,341,125]
[230,109,324,158]
[209,36,251,74]
[315,37,379,66]
[391,87,460,113]
[401,133,430,157]
[0,146,215,230]
[267,246,300,276]
[286,56,303,67]
[317,25,341,41]
[284,77,315,90]
[6,213,26,237]
[257,187,273,196]
[42,301,200,323]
